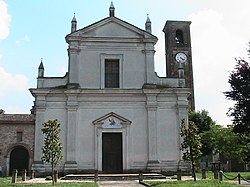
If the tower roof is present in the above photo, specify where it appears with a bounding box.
[146,15,151,23]
[38,60,44,69]
[72,13,77,22]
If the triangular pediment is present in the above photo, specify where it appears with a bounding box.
[66,17,157,41]
[93,112,131,128]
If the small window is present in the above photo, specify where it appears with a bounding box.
[175,29,184,44]
[105,59,119,88]
[17,132,23,142]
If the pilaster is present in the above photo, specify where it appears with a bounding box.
[176,94,189,161]
[68,45,80,85]
[64,93,78,171]
[143,43,156,84]
[145,92,160,171]
[32,95,46,172]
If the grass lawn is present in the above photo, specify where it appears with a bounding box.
[0,177,98,187]
[148,172,250,187]
[148,180,240,187]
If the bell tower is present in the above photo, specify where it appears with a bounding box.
[163,21,195,110]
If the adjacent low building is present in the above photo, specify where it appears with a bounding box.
[0,111,34,176]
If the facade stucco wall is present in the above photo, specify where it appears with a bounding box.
[31,89,189,172]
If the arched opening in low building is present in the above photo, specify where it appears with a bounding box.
[9,146,29,175]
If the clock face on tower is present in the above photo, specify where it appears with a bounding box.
[175,52,187,63]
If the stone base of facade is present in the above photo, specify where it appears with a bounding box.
[31,161,45,173]
[64,161,78,174]
[31,160,190,175]
[146,160,161,172]
[160,160,191,174]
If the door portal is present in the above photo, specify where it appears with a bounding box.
[102,133,123,173]
[9,146,29,175]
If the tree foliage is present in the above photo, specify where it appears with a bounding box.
[201,125,242,160]
[189,110,215,133]
[224,47,250,165]
[41,119,63,185]
[202,125,250,165]
[224,58,250,134]
[180,119,202,181]
[189,110,215,156]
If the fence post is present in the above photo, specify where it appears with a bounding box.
[30,170,34,179]
[238,173,241,184]
[201,169,206,179]
[214,170,218,179]
[22,169,26,181]
[177,169,182,181]
[12,169,17,183]
[139,170,143,182]
[218,170,223,181]
[94,170,98,182]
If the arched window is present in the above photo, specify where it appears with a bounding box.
[175,29,184,44]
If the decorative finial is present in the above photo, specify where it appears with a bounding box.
[72,13,76,22]
[39,58,44,69]
[145,14,152,33]
[38,58,44,78]
[146,14,151,22]
[71,13,77,32]
[109,1,115,17]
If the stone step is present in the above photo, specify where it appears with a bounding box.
[62,173,166,181]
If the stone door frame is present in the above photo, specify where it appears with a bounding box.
[92,112,131,172]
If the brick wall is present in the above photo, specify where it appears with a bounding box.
[0,114,34,176]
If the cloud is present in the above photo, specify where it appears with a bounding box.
[186,7,250,125]
[15,35,30,45]
[0,0,11,40]
[0,66,29,96]
[0,0,32,114]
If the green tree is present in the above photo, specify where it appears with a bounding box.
[224,58,250,134]
[189,110,215,156]
[180,119,202,181]
[202,125,250,165]
[41,119,63,185]
[224,46,250,164]
[189,110,215,133]
[202,125,240,159]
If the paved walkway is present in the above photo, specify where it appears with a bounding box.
[98,180,143,187]
[22,178,144,186]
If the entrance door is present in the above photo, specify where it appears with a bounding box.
[9,146,29,175]
[102,133,123,173]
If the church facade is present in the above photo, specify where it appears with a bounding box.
[30,3,194,174]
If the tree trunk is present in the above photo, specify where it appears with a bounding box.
[52,164,55,185]
[192,161,196,181]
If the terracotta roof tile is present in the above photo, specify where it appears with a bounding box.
[0,114,34,124]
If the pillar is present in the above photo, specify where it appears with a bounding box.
[32,95,46,173]
[68,46,80,87]
[145,93,160,171]
[177,94,189,170]
[64,93,78,171]
[143,43,156,84]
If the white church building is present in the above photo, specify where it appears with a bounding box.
[30,3,194,174]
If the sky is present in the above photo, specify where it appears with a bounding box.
[1,0,250,126]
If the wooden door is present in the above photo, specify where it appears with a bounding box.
[102,133,123,173]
